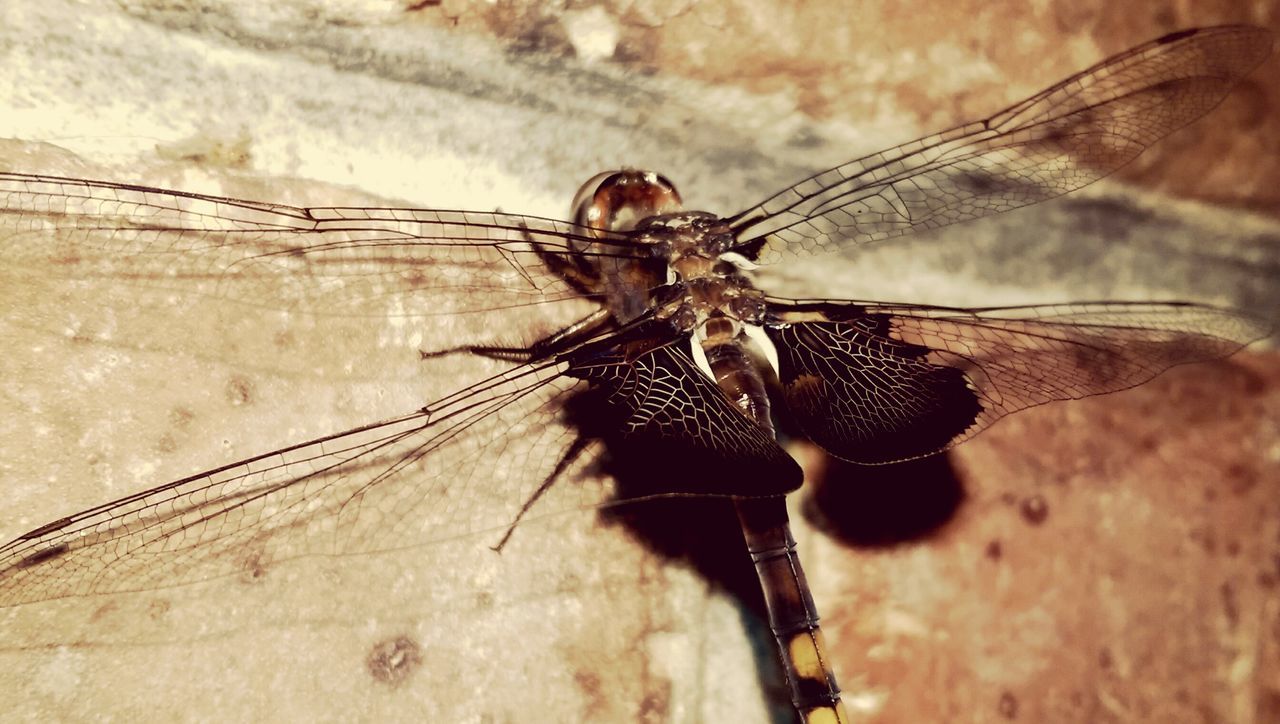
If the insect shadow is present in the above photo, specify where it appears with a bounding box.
[560,380,964,719]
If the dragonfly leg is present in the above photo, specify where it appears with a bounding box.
[420,308,614,363]
[523,222,604,296]
[490,433,596,552]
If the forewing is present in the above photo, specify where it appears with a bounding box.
[764,300,1269,464]
[0,172,631,338]
[0,360,604,605]
[727,26,1273,263]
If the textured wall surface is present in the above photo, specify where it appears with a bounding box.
[1,2,1277,723]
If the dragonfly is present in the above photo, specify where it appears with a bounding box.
[0,25,1272,723]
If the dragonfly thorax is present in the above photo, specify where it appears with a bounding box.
[571,169,765,327]
[570,170,778,426]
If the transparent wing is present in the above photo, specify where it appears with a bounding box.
[0,358,600,605]
[727,26,1273,263]
[0,172,637,321]
[764,300,1270,464]
[0,321,804,606]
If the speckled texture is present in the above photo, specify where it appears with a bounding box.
[1,2,1277,723]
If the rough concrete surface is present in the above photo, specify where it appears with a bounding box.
[1,2,1277,723]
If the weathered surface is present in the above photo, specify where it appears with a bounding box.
[0,2,1276,723]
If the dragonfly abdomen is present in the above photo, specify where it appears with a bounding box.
[698,316,774,431]
[699,318,851,721]
[736,496,850,723]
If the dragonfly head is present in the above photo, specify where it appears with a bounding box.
[572,170,684,236]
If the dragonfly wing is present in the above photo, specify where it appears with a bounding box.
[763,299,1269,464]
[564,326,801,497]
[0,359,604,605]
[0,321,802,606]
[727,26,1273,263]
[0,171,632,325]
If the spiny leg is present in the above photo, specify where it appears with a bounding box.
[421,217,615,362]
[491,433,596,552]
[419,308,615,363]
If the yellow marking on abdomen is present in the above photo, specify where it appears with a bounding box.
[788,629,830,682]
[805,705,842,724]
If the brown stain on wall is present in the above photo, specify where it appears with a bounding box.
[821,351,1280,722]
[366,635,424,687]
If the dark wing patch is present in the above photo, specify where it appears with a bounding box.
[765,301,1269,464]
[564,330,801,497]
[767,316,981,464]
